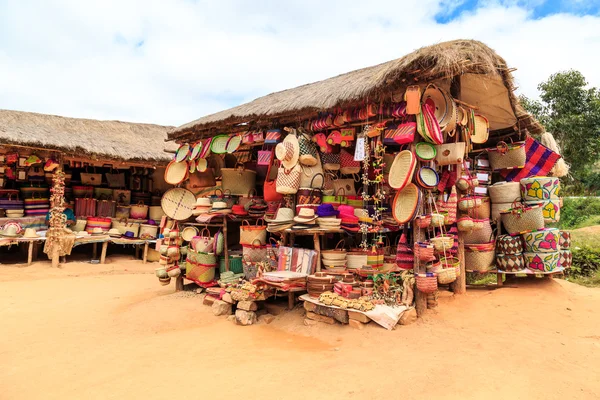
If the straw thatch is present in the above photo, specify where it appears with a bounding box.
[0,109,176,163]
[169,39,543,140]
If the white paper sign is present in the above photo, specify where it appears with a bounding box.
[474,186,488,195]
[477,159,490,168]
[354,136,365,161]
[477,172,490,182]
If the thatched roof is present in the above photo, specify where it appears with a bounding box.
[0,109,176,163]
[169,39,543,140]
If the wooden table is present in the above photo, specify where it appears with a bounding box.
[109,238,156,264]
[0,236,46,266]
[72,235,110,264]
[281,228,343,272]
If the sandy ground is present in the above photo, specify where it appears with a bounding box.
[1,258,600,400]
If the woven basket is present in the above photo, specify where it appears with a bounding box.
[414,242,435,262]
[436,142,466,165]
[187,248,217,265]
[457,217,474,232]
[431,235,454,252]
[491,202,513,223]
[186,261,217,283]
[430,213,447,228]
[559,250,572,269]
[416,214,432,229]
[559,231,571,249]
[523,251,560,272]
[440,257,460,277]
[437,267,457,284]
[520,176,560,201]
[472,197,491,219]
[522,228,560,253]
[243,261,259,280]
[161,188,195,221]
[415,142,437,161]
[487,141,526,170]
[496,235,524,255]
[388,150,416,190]
[416,273,438,294]
[425,260,442,273]
[222,165,257,196]
[463,219,493,245]
[242,243,268,262]
[346,252,368,270]
[86,217,112,233]
[240,219,267,245]
[164,160,188,185]
[392,183,420,224]
[488,181,521,203]
[465,243,495,272]
[501,204,545,235]
[496,253,525,272]
[526,199,561,223]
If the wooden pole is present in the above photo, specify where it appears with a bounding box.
[414,226,427,316]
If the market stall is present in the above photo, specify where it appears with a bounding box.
[0,110,176,265]
[157,40,568,328]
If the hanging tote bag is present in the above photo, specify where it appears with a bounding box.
[240,219,267,246]
[339,149,361,175]
[80,167,103,186]
[436,186,458,225]
[500,202,545,235]
[276,164,301,195]
[264,160,284,202]
[383,121,416,146]
[298,132,319,166]
[487,141,527,171]
[299,161,324,188]
[436,141,466,166]
[221,163,257,196]
[105,169,126,188]
[297,174,324,206]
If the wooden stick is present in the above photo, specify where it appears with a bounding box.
[100,241,108,264]
[454,99,479,110]
[27,241,34,266]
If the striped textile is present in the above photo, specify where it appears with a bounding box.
[501,137,561,182]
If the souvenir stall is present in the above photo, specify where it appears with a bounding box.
[0,110,174,265]
[160,40,568,328]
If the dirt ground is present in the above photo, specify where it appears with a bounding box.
[1,257,600,400]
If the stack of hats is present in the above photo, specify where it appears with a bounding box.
[354,208,373,224]
[292,208,318,229]
[316,204,341,230]
[307,272,336,298]
[264,202,281,220]
[266,207,294,232]
[231,204,248,216]
[338,205,360,232]
[209,201,231,215]
[248,200,268,218]
[193,197,212,216]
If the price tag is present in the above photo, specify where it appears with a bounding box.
[474,186,488,195]
[354,136,365,161]
[477,172,490,182]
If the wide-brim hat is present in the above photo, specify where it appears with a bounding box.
[123,231,136,238]
[107,228,121,237]
[195,197,212,207]
[231,205,248,216]
[422,84,449,124]
[266,207,294,223]
[317,204,339,217]
[275,134,300,169]
[91,228,104,235]
[0,226,21,237]
[211,201,229,210]
[267,222,294,233]
[21,228,38,239]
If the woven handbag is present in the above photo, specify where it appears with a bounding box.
[240,219,267,245]
[395,232,414,270]
[496,253,525,272]
[276,164,301,195]
[523,251,560,272]
[414,241,435,262]
[436,186,457,225]
[416,273,438,294]
[436,142,466,166]
[221,164,257,196]
[489,181,521,203]
[242,241,268,262]
[322,152,341,171]
[437,267,457,284]
[298,133,319,166]
[463,218,493,245]
[383,121,416,146]
[299,162,324,188]
[487,141,526,171]
[464,243,495,272]
[340,149,360,175]
[500,203,545,235]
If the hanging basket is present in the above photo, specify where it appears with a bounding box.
[416,273,438,294]
[437,267,457,284]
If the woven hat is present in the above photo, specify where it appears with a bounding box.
[338,205,356,218]
[210,135,230,154]
[392,183,421,224]
[267,207,294,223]
[316,204,339,217]
[267,222,294,233]
[161,188,196,221]
[181,226,198,242]
[388,150,416,190]
[123,231,135,239]
[275,134,300,169]
[293,208,317,223]
[22,228,39,238]
[232,204,248,216]
[175,143,191,162]
[472,114,489,144]
[107,228,121,238]
[0,224,21,237]
[195,197,212,207]
[91,227,103,235]
[164,160,188,185]
[211,201,229,210]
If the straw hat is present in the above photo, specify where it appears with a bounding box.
[293,208,317,223]
[107,228,121,238]
[22,228,39,239]
[275,134,300,169]
[195,197,212,207]
[267,222,294,233]
[78,231,90,237]
[266,207,294,224]
[0,225,21,237]
[91,227,103,235]
[231,205,248,216]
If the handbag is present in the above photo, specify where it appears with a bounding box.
[190,228,215,252]
[436,141,466,166]
[322,152,341,171]
[113,189,131,205]
[331,175,357,197]
[257,149,272,166]
[105,169,126,188]
[339,149,361,175]
[383,121,416,146]
[221,163,257,196]
[240,219,267,246]
[436,186,458,225]
[298,132,319,166]
[276,164,301,195]
[297,174,324,206]
[417,100,444,144]
[404,86,421,115]
[487,141,527,171]
[299,159,324,188]
[265,129,282,144]
[264,160,284,202]
[80,167,103,186]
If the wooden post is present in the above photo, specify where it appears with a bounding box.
[414,227,427,316]
[314,233,321,272]
[175,274,184,291]
[92,242,98,259]
[223,217,229,271]
[143,242,149,264]
[27,241,34,266]
[100,241,108,264]
[288,291,295,310]
[450,75,467,295]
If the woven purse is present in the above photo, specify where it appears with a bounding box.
[500,202,545,235]
[436,186,457,225]
[276,164,301,195]
[487,141,526,171]
[240,219,267,246]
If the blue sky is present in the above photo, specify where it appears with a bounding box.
[0,0,599,127]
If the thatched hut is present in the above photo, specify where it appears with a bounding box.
[0,109,175,165]
[168,39,542,140]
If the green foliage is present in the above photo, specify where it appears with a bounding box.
[557,197,600,229]
[566,246,600,279]
[519,70,600,182]
[569,269,600,288]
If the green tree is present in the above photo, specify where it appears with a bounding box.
[519,70,600,181]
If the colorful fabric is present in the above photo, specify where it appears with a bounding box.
[501,137,561,182]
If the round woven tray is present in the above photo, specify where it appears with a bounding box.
[392,183,420,224]
[164,160,188,185]
[388,150,416,190]
[161,188,196,220]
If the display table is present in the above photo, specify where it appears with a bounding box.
[72,235,110,264]
[108,238,156,264]
[280,228,344,272]
[0,217,46,231]
[0,236,47,266]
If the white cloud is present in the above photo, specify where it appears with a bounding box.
[0,0,598,127]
